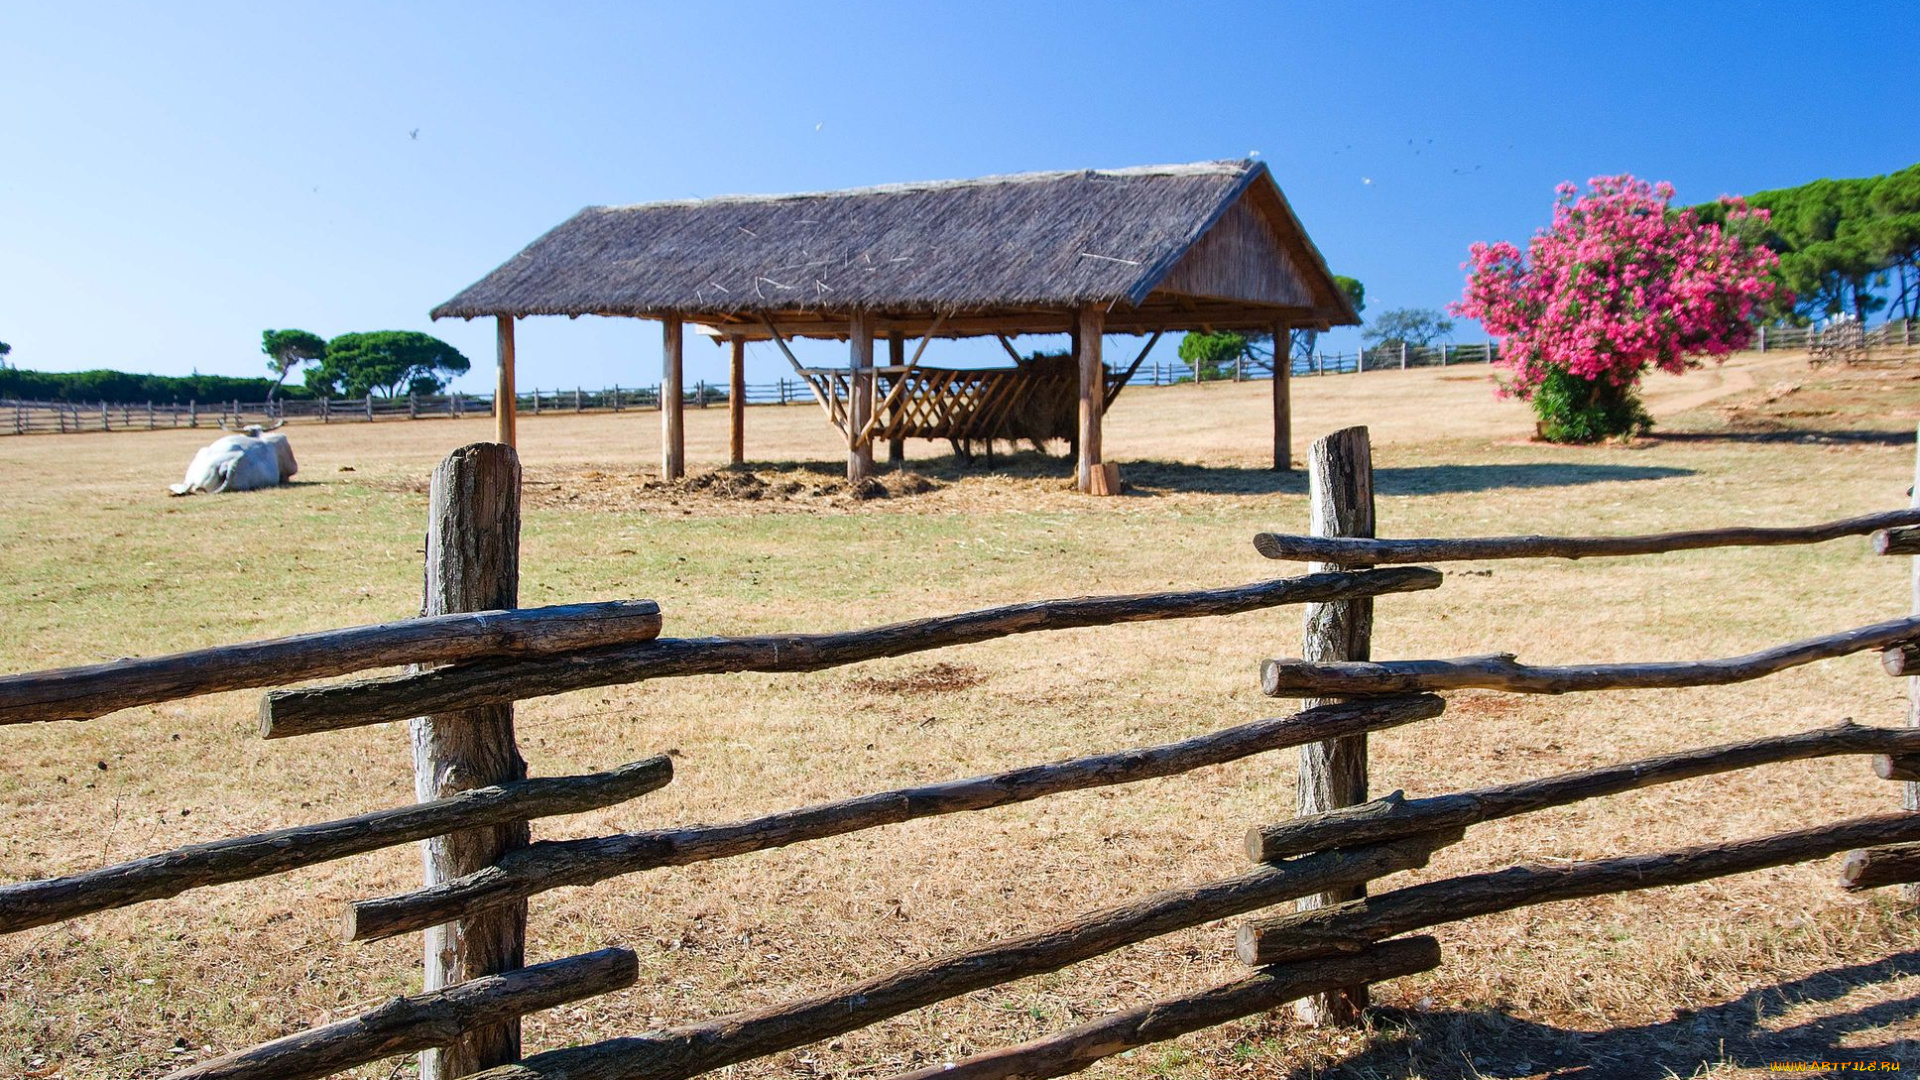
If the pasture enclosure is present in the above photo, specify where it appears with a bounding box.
[8,396,1920,1078]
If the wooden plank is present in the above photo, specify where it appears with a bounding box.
[661,318,685,480]
[1259,615,1920,698]
[1237,811,1920,966]
[728,337,745,465]
[1101,330,1162,408]
[346,695,1447,942]
[879,939,1440,1080]
[0,601,662,726]
[1075,306,1105,493]
[262,567,1445,737]
[0,758,669,935]
[1874,526,1920,556]
[494,318,516,446]
[450,835,1457,1080]
[1293,425,1373,1024]
[412,444,528,1079]
[1252,507,1920,563]
[160,949,637,1080]
[848,312,874,480]
[1247,720,1920,862]
[887,332,906,466]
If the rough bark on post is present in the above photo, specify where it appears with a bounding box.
[848,311,874,482]
[1076,306,1105,493]
[1273,322,1292,470]
[728,338,746,465]
[411,443,529,1079]
[494,317,516,446]
[661,317,684,480]
[1294,425,1374,1023]
[1905,423,1920,905]
[887,331,906,468]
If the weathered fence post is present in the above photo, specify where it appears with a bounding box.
[410,393,419,420]
[1400,342,1408,370]
[1355,346,1365,374]
[366,393,374,421]
[100,400,110,431]
[411,443,528,1079]
[1294,425,1375,1024]
[575,386,583,413]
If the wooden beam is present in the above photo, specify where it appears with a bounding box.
[1259,615,1920,698]
[1237,812,1920,966]
[412,444,528,1079]
[995,334,1024,364]
[1273,321,1292,470]
[0,757,670,935]
[446,836,1456,1080]
[848,312,874,482]
[262,567,1445,738]
[728,337,745,465]
[1840,842,1920,890]
[494,317,516,446]
[160,949,638,1080]
[344,695,1446,941]
[0,600,661,727]
[1076,306,1105,493]
[879,939,1441,1080]
[887,332,906,467]
[1252,507,1920,563]
[661,317,685,480]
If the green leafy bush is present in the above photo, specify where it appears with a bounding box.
[1529,369,1651,443]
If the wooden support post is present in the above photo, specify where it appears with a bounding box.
[887,331,906,468]
[412,443,528,1080]
[728,338,746,466]
[189,399,197,428]
[1294,425,1374,1024]
[661,317,685,480]
[1076,306,1105,493]
[848,312,874,482]
[1273,322,1292,471]
[366,393,374,421]
[494,317,516,446]
[1904,423,1920,905]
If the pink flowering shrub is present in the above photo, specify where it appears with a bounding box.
[1453,175,1785,440]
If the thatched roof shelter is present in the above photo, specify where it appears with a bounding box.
[433,160,1356,490]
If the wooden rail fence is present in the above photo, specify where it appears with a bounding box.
[6,426,1920,1079]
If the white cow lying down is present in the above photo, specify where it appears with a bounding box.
[169,424,298,495]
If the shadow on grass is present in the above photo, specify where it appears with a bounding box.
[732,455,1694,498]
[1650,429,1915,447]
[1324,949,1920,1079]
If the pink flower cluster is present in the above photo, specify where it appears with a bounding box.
[1452,174,1785,398]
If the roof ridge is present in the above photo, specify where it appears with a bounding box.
[593,159,1255,213]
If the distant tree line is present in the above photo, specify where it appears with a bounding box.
[1694,162,1920,324]
[0,329,472,405]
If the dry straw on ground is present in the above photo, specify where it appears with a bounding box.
[4,349,1920,1079]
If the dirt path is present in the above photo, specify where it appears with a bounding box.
[1640,351,1810,419]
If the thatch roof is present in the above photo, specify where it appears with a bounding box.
[432,160,1358,338]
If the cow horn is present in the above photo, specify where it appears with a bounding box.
[265,418,286,431]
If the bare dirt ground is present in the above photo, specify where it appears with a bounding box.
[3,349,1920,1079]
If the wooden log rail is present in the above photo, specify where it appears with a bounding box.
[1236,811,1920,966]
[880,938,1442,1080]
[1247,720,1920,862]
[1260,614,1920,698]
[0,756,670,934]
[161,948,638,1080]
[347,696,1446,941]
[0,599,663,726]
[457,834,1457,1080]
[262,567,1444,738]
[1839,842,1920,890]
[1252,507,1920,564]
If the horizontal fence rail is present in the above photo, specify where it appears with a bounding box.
[1253,508,1920,564]
[0,757,671,934]
[261,567,1443,738]
[161,948,639,1080]
[0,600,662,726]
[346,696,1444,941]
[457,834,1455,1080]
[881,938,1443,1080]
[1236,811,1920,966]
[1246,720,1920,862]
[1260,614,1920,698]
[1841,843,1920,890]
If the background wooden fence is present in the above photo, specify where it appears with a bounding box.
[6,431,1920,1078]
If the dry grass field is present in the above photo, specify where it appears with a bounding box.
[6,349,1920,1080]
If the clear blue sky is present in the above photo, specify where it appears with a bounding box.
[2,2,1913,392]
